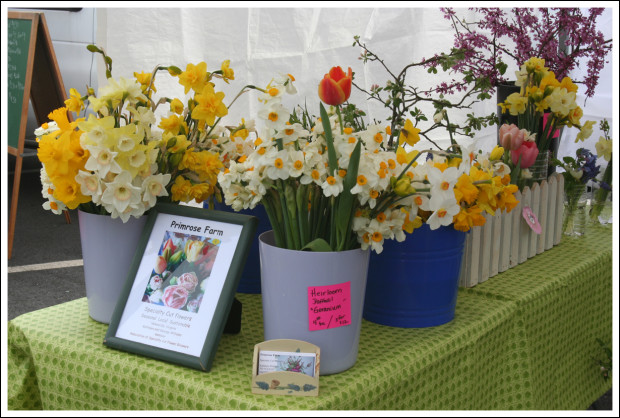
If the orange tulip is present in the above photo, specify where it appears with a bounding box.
[318,66,352,106]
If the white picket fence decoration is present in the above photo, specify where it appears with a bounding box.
[459,172,565,288]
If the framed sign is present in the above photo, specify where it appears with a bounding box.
[104,202,258,371]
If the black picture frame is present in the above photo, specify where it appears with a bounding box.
[104,202,258,372]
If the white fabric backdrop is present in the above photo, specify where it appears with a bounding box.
[97,7,616,164]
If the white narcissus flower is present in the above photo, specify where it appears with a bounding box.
[128,106,156,126]
[84,144,122,178]
[264,149,290,180]
[101,171,142,215]
[276,123,308,143]
[142,173,172,207]
[275,73,297,95]
[427,166,459,201]
[257,102,289,131]
[321,174,343,197]
[75,170,103,204]
[426,195,460,230]
[287,149,305,178]
[361,125,387,153]
[34,121,59,139]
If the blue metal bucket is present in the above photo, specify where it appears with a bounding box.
[204,201,271,293]
[363,223,467,328]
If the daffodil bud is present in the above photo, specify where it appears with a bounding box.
[490,145,504,160]
[391,176,415,197]
[169,152,183,169]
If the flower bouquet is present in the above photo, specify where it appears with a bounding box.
[217,65,519,254]
[34,45,252,323]
[497,57,596,187]
[590,119,613,224]
[552,147,601,236]
[35,45,252,222]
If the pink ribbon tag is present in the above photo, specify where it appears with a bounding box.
[522,206,542,234]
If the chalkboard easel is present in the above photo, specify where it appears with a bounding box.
[8,11,70,259]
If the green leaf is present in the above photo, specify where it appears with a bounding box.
[256,381,269,391]
[86,44,101,53]
[104,56,113,65]
[301,238,333,252]
[320,103,338,175]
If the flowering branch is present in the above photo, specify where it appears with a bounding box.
[352,36,496,150]
[440,8,612,98]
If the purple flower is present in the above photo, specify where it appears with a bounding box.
[439,8,612,97]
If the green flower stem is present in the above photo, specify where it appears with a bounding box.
[336,105,344,135]
[562,182,586,234]
[296,183,310,246]
[329,196,336,250]
[284,182,301,250]
[262,194,285,248]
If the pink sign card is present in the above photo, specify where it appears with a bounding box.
[307,281,351,331]
[522,206,542,234]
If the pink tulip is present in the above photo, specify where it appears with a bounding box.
[511,141,539,169]
[154,255,168,274]
[499,124,525,151]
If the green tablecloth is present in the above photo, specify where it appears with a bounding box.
[8,224,613,410]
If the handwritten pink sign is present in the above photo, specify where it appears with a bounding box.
[307,281,351,331]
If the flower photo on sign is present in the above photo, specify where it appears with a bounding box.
[142,231,221,313]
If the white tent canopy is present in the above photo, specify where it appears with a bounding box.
[96,7,615,164]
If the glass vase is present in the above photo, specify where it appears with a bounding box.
[589,187,613,226]
[529,150,550,185]
[562,183,587,237]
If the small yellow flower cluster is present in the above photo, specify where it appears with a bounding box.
[36,46,243,222]
[500,57,595,152]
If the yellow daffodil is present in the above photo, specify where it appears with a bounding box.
[524,57,547,74]
[595,136,612,162]
[576,120,596,142]
[539,72,560,92]
[52,173,91,209]
[396,147,419,165]
[220,59,235,83]
[453,206,486,232]
[496,184,519,213]
[170,98,185,115]
[178,62,208,95]
[559,77,578,94]
[134,71,156,94]
[64,88,84,113]
[37,132,74,178]
[170,175,192,202]
[568,106,583,127]
[158,114,185,135]
[402,210,423,234]
[454,173,479,205]
[192,83,228,127]
[398,119,421,146]
[505,93,528,116]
